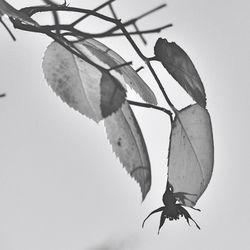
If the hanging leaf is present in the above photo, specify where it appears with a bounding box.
[0,0,38,26]
[154,38,206,108]
[42,42,126,123]
[78,38,157,105]
[167,104,214,207]
[104,101,151,201]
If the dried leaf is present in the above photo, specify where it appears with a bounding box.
[154,38,206,107]
[168,104,214,206]
[42,42,126,122]
[104,101,151,201]
[0,0,38,26]
[79,38,157,105]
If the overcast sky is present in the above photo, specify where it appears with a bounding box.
[0,0,250,249]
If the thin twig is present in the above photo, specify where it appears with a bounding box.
[71,0,116,26]
[104,4,167,34]
[39,23,172,40]
[146,61,175,110]
[133,23,147,45]
[43,0,60,35]
[135,4,166,20]
[109,2,118,19]
[15,4,175,110]
[19,5,119,25]
[128,100,173,123]
[109,24,173,36]
[0,18,16,41]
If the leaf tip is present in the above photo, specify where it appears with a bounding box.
[130,166,151,201]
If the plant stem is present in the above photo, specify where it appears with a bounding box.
[71,0,116,26]
[128,100,173,123]
[0,18,16,41]
[43,0,60,35]
[134,3,166,20]
[38,23,172,40]
[108,2,118,19]
[133,22,147,45]
[146,61,175,110]
[15,3,176,111]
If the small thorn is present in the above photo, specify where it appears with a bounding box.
[108,61,132,71]
[136,66,144,72]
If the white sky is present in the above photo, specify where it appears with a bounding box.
[0,0,250,249]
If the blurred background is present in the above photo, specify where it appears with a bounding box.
[0,0,249,249]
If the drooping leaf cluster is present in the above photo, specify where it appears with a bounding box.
[1,0,214,230]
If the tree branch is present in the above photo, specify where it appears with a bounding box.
[71,0,116,26]
[13,3,176,111]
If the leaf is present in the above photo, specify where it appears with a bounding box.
[104,101,151,201]
[42,42,126,123]
[167,104,214,207]
[154,38,206,108]
[79,38,157,105]
[0,0,38,26]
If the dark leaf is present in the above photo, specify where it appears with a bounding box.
[154,38,206,107]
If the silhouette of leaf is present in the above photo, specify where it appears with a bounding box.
[42,42,126,122]
[80,38,157,105]
[104,101,151,201]
[154,38,206,107]
[0,0,38,26]
[168,104,214,206]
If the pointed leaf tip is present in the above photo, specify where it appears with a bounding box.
[104,101,151,201]
[154,38,206,107]
[42,42,126,122]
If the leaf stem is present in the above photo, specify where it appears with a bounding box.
[128,100,173,123]
[146,61,175,110]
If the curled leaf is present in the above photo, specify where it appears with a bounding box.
[42,42,126,122]
[168,104,214,206]
[0,0,38,26]
[79,38,157,105]
[104,101,151,201]
[154,38,206,107]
